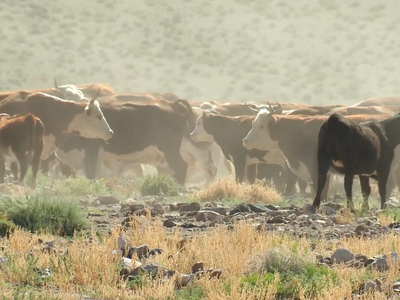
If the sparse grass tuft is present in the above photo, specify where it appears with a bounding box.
[0,196,88,236]
[140,174,180,196]
[194,179,281,204]
[242,247,339,299]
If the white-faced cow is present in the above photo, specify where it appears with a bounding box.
[0,91,114,160]
[312,113,400,211]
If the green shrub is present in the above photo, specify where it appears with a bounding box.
[140,174,179,197]
[241,247,339,299]
[0,196,88,236]
[0,213,16,237]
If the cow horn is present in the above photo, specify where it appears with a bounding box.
[53,77,60,89]
[267,101,275,113]
[276,102,282,109]
[245,102,260,113]
[90,88,101,104]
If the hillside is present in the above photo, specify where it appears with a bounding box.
[1,0,399,104]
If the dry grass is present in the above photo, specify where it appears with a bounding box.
[194,179,282,204]
[0,218,399,299]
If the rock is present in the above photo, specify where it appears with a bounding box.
[331,248,354,264]
[267,216,286,224]
[207,268,222,279]
[354,254,368,267]
[121,257,142,270]
[355,224,370,236]
[375,257,389,272]
[229,204,250,215]
[356,217,373,225]
[179,202,201,213]
[127,244,149,259]
[149,248,163,257]
[192,261,204,273]
[118,234,133,252]
[203,206,227,216]
[386,198,400,208]
[324,202,344,211]
[128,203,148,214]
[303,204,316,214]
[203,202,217,208]
[248,204,269,213]
[169,203,179,211]
[148,202,165,215]
[265,204,278,211]
[94,196,119,205]
[163,219,178,228]
[178,273,195,287]
[321,206,337,216]
[143,263,160,278]
[195,210,224,222]
[363,280,377,294]
[195,211,207,222]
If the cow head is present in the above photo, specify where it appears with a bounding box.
[67,89,114,140]
[190,111,215,143]
[172,99,198,132]
[242,108,278,151]
[53,77,86,102]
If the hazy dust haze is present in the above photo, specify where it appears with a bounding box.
[1,0,399,104]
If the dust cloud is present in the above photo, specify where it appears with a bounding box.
[0,0,399,105]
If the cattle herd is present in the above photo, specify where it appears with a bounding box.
[1,79,400,211]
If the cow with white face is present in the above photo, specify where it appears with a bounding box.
[53,78,87,102]
[242,109,277,151]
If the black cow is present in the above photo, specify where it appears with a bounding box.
[313,113,400,211]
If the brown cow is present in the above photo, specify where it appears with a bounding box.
[0,113,44,188]
[327,105,400,116]
[286,105,345,116]
[212,102,283,116]
[242,112,396,202]
[352,97,400,107]
[0,91,114,160]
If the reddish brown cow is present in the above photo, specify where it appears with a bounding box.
[286,105,345,116]
[352,97,400,107]
[0,113,44,188]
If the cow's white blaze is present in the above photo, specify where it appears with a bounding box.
[387,145,400,197]
[67,100,114,140]
[190,115,215,143]
[243,109,278,151]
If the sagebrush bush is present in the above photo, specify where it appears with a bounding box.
[194,179,281,204]
[0,196,88,236]
[140,174,179,196]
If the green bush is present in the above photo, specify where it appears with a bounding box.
[140,174,179,197]
[0,213,16,237]
[241,247,339,299]
[0,196,88,236]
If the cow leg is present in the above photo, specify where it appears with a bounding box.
[359,175,371,212]
[232,157,246,183]
[163,152,187,185]
[14,151,28,186]
[312,150,331,208]
[284,168,298,196]
[343,173,355,211]
[10,162,18,181]
[0,155,5,184]
[246,164,257,184]
[321,173,331,202]
[377,166,391,210]
[298,178,308,194]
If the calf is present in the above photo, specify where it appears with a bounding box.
[0,113,44,188]
[313,113,400,211]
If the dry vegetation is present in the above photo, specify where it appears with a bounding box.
[194,179,282,204]
[0,173,397,299]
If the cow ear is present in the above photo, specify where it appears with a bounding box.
[173,100,189,116]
